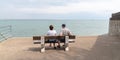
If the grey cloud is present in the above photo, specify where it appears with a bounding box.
[0,0,81,8]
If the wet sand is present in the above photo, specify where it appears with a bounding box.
[0,35,120,60]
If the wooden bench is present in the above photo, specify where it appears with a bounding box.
[33,35,76,52]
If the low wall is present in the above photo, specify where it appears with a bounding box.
[109,20,120,36]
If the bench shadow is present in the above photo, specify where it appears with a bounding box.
[45,46,65,50]
[28,46,65,52]
[28,47,41,52]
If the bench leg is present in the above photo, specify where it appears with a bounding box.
[41,36,45,52]
[65,36,69,51]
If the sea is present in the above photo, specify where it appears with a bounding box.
[0,19,109,37]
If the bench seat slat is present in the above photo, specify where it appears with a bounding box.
[33,40,75,44]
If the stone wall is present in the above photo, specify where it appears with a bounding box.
[109,12,120,36]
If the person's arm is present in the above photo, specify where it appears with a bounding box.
[68,29,72,35]
[68,31,72,35]
[54,30,57,36]
[59,30,63,36]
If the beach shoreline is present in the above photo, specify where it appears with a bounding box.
[0,35,120,60]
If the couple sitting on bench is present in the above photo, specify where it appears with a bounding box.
[47,24,72,49]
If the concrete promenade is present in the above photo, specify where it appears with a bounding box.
[0,34,120,60]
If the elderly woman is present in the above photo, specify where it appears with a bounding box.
[47,25,57,49]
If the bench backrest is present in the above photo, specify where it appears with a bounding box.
[33,35,75,44]
[33,36,41,40]
[33,35,75,40]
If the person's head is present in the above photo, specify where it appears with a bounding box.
[62,24,66,28]
[49,25,54,30]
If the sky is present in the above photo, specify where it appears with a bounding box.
[0,0,120,19]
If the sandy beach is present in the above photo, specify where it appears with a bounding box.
[0,34,120,60]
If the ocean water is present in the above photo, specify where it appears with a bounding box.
[0,19,109,37]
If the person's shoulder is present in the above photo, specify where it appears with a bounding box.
[65,28,70,30]
[50,30,56,32]
[53,30,57,32]
[49,30,52,31]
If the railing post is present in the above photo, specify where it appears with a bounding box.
[9,25,12,33]
[65,36,69,51]
[41,36,45,52]
[9,25,12,37]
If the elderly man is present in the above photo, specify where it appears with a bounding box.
[57,24,72,48]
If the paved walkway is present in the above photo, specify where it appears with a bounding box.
[0,35,120,60]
